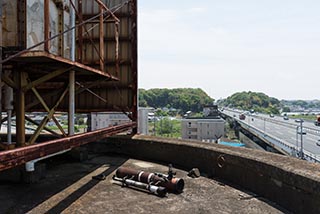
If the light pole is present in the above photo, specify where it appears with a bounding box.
[160,116,162,136]
[296,126,299,153]
[295,119,306,160]
[153,114,156,136]
[263,118,266,136]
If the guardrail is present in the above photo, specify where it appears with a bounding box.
[222,111,320,163]
[252,115,320,136]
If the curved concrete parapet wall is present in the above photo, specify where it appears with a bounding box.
[98,135,320,213]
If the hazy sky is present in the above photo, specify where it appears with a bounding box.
[138,0,320,100]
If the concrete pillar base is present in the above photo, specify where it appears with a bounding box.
[22,163,47,184]
[0,163,46,184]
[69,147,88,162]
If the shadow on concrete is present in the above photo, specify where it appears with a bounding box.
[46,165,121,214]
[0,152,128,214]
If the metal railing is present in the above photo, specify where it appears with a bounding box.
[222,110,320,163]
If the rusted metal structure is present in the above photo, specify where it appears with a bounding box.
[0,0,137,171]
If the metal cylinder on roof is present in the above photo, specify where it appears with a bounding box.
[113,176,167,197]
[115,167,185,193]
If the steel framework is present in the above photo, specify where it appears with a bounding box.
[0,0,137,171]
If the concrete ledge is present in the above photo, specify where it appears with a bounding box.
[94,135,320,213]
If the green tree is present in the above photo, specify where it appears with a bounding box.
[282,106,291,112]
[220,91,280,114]
[139,88,214,113]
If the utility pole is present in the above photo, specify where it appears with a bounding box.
[300,121,304,159]
[295,119,306,160]
[153,115,156,136]
[160,116,162,136]
[263,118,266,136]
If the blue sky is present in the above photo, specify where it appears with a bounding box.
[138,1,320,100]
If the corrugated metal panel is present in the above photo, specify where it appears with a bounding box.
[26,0,71,56]
[2,0,137,114]
[73,0,136,113]
[2,0,19,47]
[26,0,45,51]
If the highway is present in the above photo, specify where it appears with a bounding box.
[222,109,320,160]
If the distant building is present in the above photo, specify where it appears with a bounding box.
[89,112,130,131]
[203,105,219,117]
[181,105,225,143]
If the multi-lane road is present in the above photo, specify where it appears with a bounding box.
[222,109,320,159]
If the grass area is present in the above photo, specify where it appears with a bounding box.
[47,125,87,133]
[288,114,318,121]
[148,118,181,138]
[224,119,240,141]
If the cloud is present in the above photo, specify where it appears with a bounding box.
[186,7,207,14]
[138,1,320,100]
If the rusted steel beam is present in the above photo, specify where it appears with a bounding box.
[0,2,2,128]
[79,26,106,72]
[77,0,83,62]
[28,86,69,144]
[115,22,120,75]
[76,1,127,74]
[76,82,107,103]
[25,87,67,112]
[81,12,131,20]
[79,36,131,43]
[131,0,138,134]
[69,0,100,55]
[1,10,108,64]
[23,67,71,92]
[31,87,67,137]
[0,122,136,172]
[15,72,28,146]
[1,75,17,90]
[44,0,50,51]
[17,51,119,80]
[99,6,105,72]
[0,1,3,127]
[25,116,62,137]
[24,78,109,114]
[58,4,64,56]
[94,0,120,23]
[17,0,26,47]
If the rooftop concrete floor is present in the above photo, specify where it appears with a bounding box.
[0,153,289,214]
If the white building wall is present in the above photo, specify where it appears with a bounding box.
[90,112,130,130]
[181,118,225,142]
[138,108,153,135]
[181,120,198,139]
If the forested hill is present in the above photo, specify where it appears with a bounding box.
[139,88,214,113]
[219,91,281,114]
